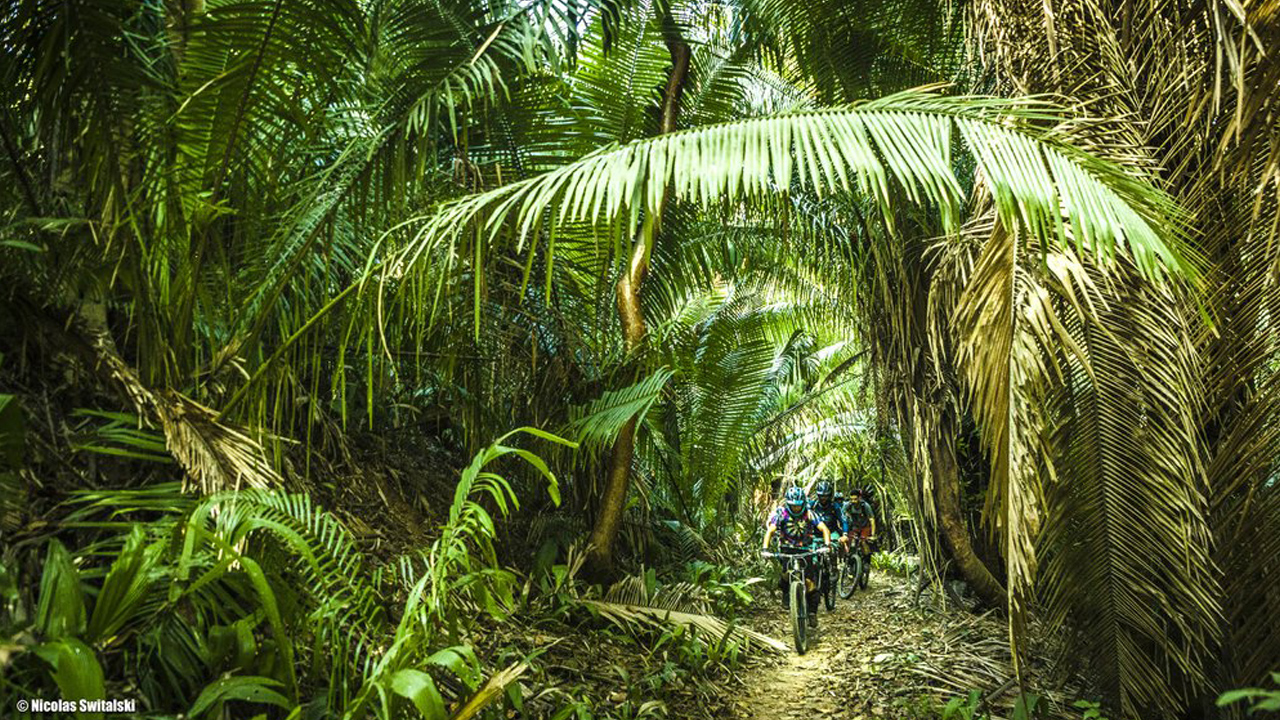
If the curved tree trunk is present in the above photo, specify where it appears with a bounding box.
[930,409,1007,609]
[585,27,691,577]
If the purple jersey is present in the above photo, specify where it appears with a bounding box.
[769,505,820,548]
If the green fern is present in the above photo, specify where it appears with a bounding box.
[565,368,675,453]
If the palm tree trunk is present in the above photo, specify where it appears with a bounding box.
[585,28,691,577]
[931,409,1007,609]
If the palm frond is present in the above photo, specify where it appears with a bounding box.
[1036,256,1218,717]
[394,91,1190,288]
[565,367,674,452]
[581,598,788,652]
[951,224,1062,674]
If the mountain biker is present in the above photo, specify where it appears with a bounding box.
[809,481,844,601]
[763,486,833,626]
[840,487,877,556]
[859,484,878,521]
[809,480,844,535]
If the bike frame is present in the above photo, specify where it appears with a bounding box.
[763,546,830,589]
[837,533,874,598]
[763,545,830,653]
[845,530,873,558]
[855,536,872,559]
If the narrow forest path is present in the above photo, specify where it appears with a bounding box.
[724,571,1019,720]
[731,573,915,720]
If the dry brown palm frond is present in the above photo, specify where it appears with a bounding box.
[911,614,1084,720]
[156,392,282,493]
[920,198,1220,716]
[449,662,528,720]
[950,224,1070,678]
[77,304,281,493]
[962,0,1280,712]
[1037,257,1218,718]
[589,569,784,653]
[1196,187,1280,694]
[580,599,789,653]
[603,571,714,613]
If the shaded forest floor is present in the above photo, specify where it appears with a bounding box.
[483,566,1087,719]
[707,571,1078,720]
[728,572,950,720]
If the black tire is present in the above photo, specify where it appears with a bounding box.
[790,579,807,654]
[850,554,864,594]
[839,554,857,598]
[858,552,870,590]
[823,558,836,611]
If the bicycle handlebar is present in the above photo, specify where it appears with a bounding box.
[761,546,831,559]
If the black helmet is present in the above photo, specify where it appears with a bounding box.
[784,486,807,515]
[815,480,834,503]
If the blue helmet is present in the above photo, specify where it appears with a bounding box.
[784,486,807,515]
[814,480,834,504]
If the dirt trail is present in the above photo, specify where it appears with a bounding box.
[730,573,896,720]
[727,572,995,720]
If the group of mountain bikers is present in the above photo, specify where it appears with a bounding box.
[761,480,878,627]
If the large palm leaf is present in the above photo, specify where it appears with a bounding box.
[966,0,1280,714]
[390,91,1189,291]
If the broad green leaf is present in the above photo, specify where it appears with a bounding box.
[1218,688,1266,706]
[0,394,24,467]
[391,668,446,719]
[189,676,290,718]
[36,639,104,720]
[35,539,85,638]
[0,239,44,251]
[87,525,162,642]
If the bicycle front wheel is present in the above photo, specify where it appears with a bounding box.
[839,554,857,598]
[823,559,836,611]
[858,553,870,590]
[790,579,807,654]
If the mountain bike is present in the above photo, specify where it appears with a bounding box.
[838,534,874,598]
[820,544,838,611]
[763,545,830,654]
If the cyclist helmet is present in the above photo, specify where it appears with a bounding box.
[784,486,807,515]
[814,480,834,505]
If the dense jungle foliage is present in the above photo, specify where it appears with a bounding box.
[1,0,1279,718]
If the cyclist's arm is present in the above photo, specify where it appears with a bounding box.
[762,524,776,550]
[816,521,831,545]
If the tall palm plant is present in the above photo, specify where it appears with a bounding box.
[961,0,1280,714]
[7,3,1268,718]
[391,77,1190,575]
[0,0,591,484]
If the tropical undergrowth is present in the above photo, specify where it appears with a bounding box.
[2,427,567,719]
[0,399,777,720]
